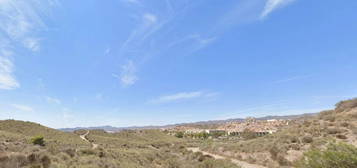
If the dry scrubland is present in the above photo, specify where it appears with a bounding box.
[197,98,357,168]
[0,120,238,168]
[0,98,357,168]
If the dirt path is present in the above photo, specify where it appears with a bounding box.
[80,130,98,149]
[187,147,266,168]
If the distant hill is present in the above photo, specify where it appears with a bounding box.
[0,120,237,168]
[59,113,317,132]
[0,120,88,147]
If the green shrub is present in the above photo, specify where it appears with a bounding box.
[197,132,209,139]
[175,132,184,138]
[210,131,225,138]
[296,142,357,168]
[31,136,45,146]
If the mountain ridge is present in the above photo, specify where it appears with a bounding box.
[59,112,317,132]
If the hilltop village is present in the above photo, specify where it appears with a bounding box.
[164,118,291,139]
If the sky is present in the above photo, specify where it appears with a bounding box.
[0,0,357,128]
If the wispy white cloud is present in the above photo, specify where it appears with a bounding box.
[0,0,52,49]
[0,48,20,90]
[0,0,59,90]
[122,0,141,5]
[119,12,160,53]
[115,0,281,87]
[143,13,157,25]
[46,96,61,105]
[113,60,138,87]
[149,91,219,104]
[11,104,34,112]
[23,38,40,52]
[261,0,295,19]
[273,74,311,84]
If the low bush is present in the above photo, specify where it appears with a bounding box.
[290,136,299,143]
[296,142,357,168]
[336,134,347,139]
[63,148,76,158]
[335,98,357,112]
[326,127,342,134]
[80,149,96,155]
[31,136,45,146]
[175,132,184,138]
[302,136,313,143]
[241,129,257,140]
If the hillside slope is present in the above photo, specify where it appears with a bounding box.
[0,120,239,168]
[0,120,88,147]
[199,98,357,168]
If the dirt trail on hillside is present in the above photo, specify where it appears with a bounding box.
[80,130,98,149]
[187,147,266,168]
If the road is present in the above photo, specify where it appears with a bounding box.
[187,147,266,168]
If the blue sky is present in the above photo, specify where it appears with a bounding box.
[1,0,357,128]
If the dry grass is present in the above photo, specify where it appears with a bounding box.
[198,98,357,167]
[0,120,239,168]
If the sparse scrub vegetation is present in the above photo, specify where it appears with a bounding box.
[0,120,240,168]
[302,135,313,143]
[1,98,357,167]
[241,129,258,140]
[175,131,184,138]
[196,98,357,167]
[335,98,357,112]
[296,142,357,168]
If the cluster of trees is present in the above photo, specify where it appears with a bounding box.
[175,132,209,139]
[174,129,264,140]
[175,131,226,139]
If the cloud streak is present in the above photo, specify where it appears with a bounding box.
[149,91,219,104]
[273,74,312,84]
[11,104,34,112]
[0,0,58,90]
[261,0,295,19]
[46,96,61,105]
[0,49,19,90]
[113,60,138,87]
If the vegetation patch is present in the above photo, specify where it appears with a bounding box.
[296,142,357,168]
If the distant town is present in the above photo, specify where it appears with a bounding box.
[163,117,292,139]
